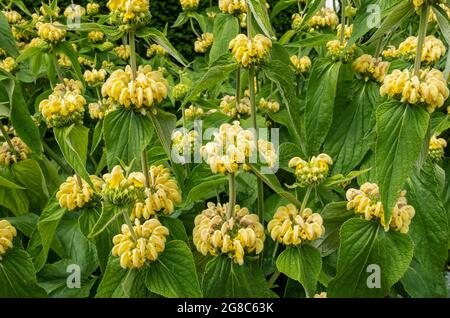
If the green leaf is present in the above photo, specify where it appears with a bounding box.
[136,27,188,66]
[12,159,49,211]
[0,13,19,57]
[159,216,189,243]
[270,0,297,19]
[88,201,122,239]
[0,166,29,214]
[304,59,341,156]
[328,219,413,297]
[0,174,25,189]
[322,169,371,188]
[16,46,44,63]
[27,197,66,272]
[433,4,450,46]
[401,161,448,297]
[311,202,355,256]
[286,33,336,48]
[54,41,83,82]
[276,245,322,297]
[96,255,154,298]
[181,63,238,107]
[146,240,201,298]
[324,80,379,174]
[209,14,239,65]
[375,101,429,224]
[148,108,176,161]
[247,0,275,38]
[202,255,272,297]
[5,213,39,237]
[10,82,42,155]
[103,109,153,170]
[184,164,228,206]
[54,124,92,186]
[0,241,47,297]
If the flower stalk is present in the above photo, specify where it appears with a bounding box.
[227,172,237,219]
[0,122,16,155]
[414,4,430,76]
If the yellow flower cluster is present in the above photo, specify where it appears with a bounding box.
[380,68,449,112]
[180,0,199,10]
[146,44,166,58]
[87,3,100,15]
[64,5,86,19]
[288,154,333,187]
[258,98,280,113]
[112,218,169,269]
[37,22,66,43]
[39,4,60,17]
[219,95,251,118]
[171,129,198,159]
[101,65,168,110]
[84,69,107,85]
[268,204,325,246]
[184,105,204,119]
[193,202,265,265]
[88,101,109,120]
[102,165,146,205]
[229,34,272,68]
[0,48,5,56]
[0,137,31,165]
[173,83,189,101]
[28,37,45,48]
[396,36,446,64]
[428,3,450,21]
[0,57,17,73]
[2,10,23,24]
[0,220,17,261]
[88,31,104,43]
[314,292,327,298]
[352,54,390,83]
[58,54,71,67]
[337,24,353,40]
[78,56,96,68]
[114,44,131,60]
[308,8,339,30]
[290,55,311,74]
[56,175,103,210]
[429,134,447,161]
[107,0,150,24]
[326,39,357,61]
[291,13,302,30]
[219,0,247,15]
[39,79,86,127]
[194,33,214,53]
[257,139,278,168]
[346,183,415,233]
[201,121,255,174]
[131,165,182,220]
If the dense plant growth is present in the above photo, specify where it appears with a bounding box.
[0,0,449,298]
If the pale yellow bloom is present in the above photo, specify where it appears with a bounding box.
[220,95,251,118]
[229,34,272,68]
[268,204,324,245]
[39,5,60,18]
[291,13,303,30]
[88,100,110,120]
[56,175,103,210]
[289,154,333,187]
[102,65,168,110]
[380,68,449,112]
[290,55,311,74]
[346,183,415,233]
[0,137,31,165]
[184,105,204,119]
[39,79,86,127]
[194,33,214,53]
[219,0,247,15]
[326,39,356,61]
[87,3,100,15]
[382,46,400,60]
[352,54,390,83]
[429,134,447,161]
[28,37,45,48]
[314,292,327,298]
[180,0,199,10]
[37,22,66,43]
[0,220,17,260]
[0,57,17,73]
[397,36,446,64]
[258,98,280,113]
[112,218,169,269]
[102,166,147,205]
[146,44,166,58]
[114,44,131,60]
[193,202,264,265]
[308,8,339,30]
[84,69,107,85]
[2,10,22,24]
[173,83,190,101]
[107,0,150,24]
[88,31,105,43]
[64,5,86,19]
[337,24,353,40]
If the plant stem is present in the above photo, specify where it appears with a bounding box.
[122,210,138,242]
[43,141,72,174]
[235,68,241,103]
[190,18,200,38]
[0,122,16,154]
[141,149,150,189]
[248,69,257,135]
[76,174,83,187]
[227,172,236,219]
[268,269,281,288]
[300,186,312,212]
[414,5,430,76]
[340,0,347,46]
[129,30,137,78]
[52,49,64,83]
[374,36,384,60]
